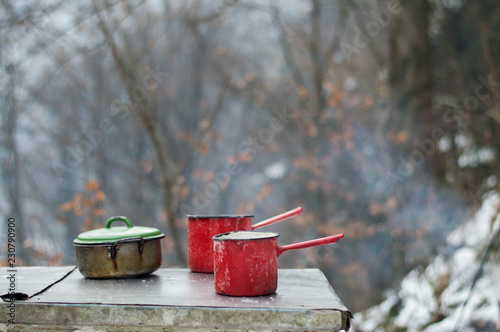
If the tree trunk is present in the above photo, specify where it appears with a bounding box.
[2,64,32,264]
[389,0,433,142]
[388,0,446,179]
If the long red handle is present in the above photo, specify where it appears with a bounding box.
[251,207,303,230]
[277,233,344,257]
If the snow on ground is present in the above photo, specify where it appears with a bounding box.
[353,193,500,332]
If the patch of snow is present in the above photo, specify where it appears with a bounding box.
[454,134,469,148]
[353,193,500,332]
[438,136,451,152]
[344,77,357,91]
[458,147,496,168]
[264,161,287,179]
[393,269,436,329]
[214,231,278,241]
[447,193,499,247]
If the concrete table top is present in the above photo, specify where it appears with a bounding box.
[1,267,351,331]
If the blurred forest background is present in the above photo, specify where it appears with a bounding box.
[1,0,500,313]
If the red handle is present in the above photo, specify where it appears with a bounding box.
[276,233,344,257]
[251,207,303,230]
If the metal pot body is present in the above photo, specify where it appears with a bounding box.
[213,232,279,296]
[74,238,162,279]
[187,215,253,273]
[213,231,344,296]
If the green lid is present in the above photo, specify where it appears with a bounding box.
[73,216,165,245]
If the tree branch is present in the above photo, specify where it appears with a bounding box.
[92,0,186,263]
[184,0,239,25]
[270,3,307,90]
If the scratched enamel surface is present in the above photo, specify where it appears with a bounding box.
[214,236,279,296]
[188,216,252,273]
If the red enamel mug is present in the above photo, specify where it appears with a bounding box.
[187,207,302,273]
[213,231,344,296]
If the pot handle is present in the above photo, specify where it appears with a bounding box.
[276,233,344,257]
[105,216,134,229]
[110,237,145,258]
[251,207,303,230]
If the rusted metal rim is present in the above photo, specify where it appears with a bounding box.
[213,231,279,241]
[73,235,164,246]
[187,214,253,219]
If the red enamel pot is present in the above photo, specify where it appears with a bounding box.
[187,207,302,273]
[213,231,344,297]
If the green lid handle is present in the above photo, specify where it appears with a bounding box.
[105,216,134,229]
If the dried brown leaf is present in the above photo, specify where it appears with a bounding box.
[86,180,99,192]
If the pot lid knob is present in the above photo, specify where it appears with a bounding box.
[105,216,133,229]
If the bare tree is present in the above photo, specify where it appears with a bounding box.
[89,0,231,263]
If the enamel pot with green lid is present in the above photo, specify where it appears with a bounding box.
[73,216,165,279]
